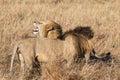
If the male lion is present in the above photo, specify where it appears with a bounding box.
[9,32,88,76]
[33,20,62,39]
[23,20,62,39]
[10,26,110,77]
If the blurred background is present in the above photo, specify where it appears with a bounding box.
[0,0,120,80]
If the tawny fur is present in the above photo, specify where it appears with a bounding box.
[10,21,63,76]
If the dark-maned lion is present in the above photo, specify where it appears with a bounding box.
[10,26,110,77]
[9,33,87,76]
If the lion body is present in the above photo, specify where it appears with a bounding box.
[36,38,63,62]
[10,32,91,76]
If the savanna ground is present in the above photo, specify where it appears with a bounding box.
[0,0,120,80]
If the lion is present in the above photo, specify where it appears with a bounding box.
[10,20,63,76]
[9,26,110,77]
[22,20,62,40]
[9,33,87,76]
[23,20,62,39]
[33,20,62,39]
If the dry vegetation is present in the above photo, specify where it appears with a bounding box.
[0,0,120,80]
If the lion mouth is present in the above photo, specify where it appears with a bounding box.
[33,29,40,34]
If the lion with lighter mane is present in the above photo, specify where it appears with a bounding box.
[23,20,62,39]
[33,20,62,39]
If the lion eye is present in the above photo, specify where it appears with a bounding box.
[47,27,54,32]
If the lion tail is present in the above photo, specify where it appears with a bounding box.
[90,49,111,61]
[9,44,20,77]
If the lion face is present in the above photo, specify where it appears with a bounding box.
[33,20,62,39]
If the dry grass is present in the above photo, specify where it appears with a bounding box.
[0,0,120,80]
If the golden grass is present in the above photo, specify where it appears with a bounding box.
[0,0,120,80]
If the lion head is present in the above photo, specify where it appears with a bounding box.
[33,20,62,39]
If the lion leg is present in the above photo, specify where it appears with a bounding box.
[66,58,73,67]
[18,53,25,76]
[85,52,90,64]
[9,45,18,77]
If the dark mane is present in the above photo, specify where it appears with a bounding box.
[61,29,77,40]
[62,26,94,39]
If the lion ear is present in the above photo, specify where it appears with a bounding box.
[47,26,54,32]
